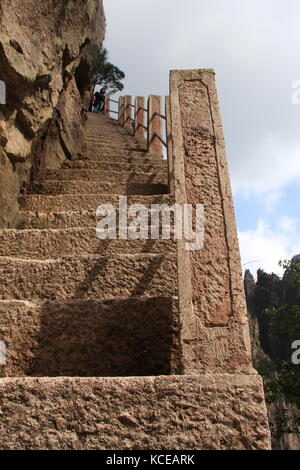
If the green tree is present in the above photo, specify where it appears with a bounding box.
[88,46,125,95]
[263,259,300,436]
[267,259,300,344]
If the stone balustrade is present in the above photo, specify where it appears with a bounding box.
[105,93,168,158]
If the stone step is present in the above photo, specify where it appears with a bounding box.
[87,141,146,151]
[45,169,167,184]
[29,180,169,196]
[17,210,99,229]
[86,147,149,158]
[0,297,179,377]
[0,254,177,301]
[86,134,143,143]
[84,151,163,162]
[86,125,130,132]
[20,193,174,212]
[90,123,134,134]
[88,134,139,142]
[0,228,176,258]
[62,159,167,172]
[86,129,134,135]
[86,137,138,148]
[86,127,133,135]
[0,375,269,450]
[86,133,145,142]
[17,207,175,230]
[87,115,125,123]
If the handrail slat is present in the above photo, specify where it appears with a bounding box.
[153,132,167,148]
[154,112,166,120]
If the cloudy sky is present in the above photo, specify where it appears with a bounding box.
[103,0,300,276]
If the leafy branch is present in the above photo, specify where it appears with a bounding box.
[87,46,125,95]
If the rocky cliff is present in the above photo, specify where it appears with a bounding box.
[0,0,105,227]
[244,256,300,449]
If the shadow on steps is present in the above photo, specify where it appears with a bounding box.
[0,297,179,377]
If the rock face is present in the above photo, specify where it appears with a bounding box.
[245,261,300,366]
[244,262,300,450]
[0,0,106,227]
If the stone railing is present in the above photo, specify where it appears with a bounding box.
[104,93,173,191]
[104,94,168,154]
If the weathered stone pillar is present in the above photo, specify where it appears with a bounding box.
[165,96,174,193]
[124,95,132,128]
[118,96,125,125]
[169,69,254,374]
[104,93,111,117]
[147,95,163,156]
[168,70,271,449]
[134,97,145,139]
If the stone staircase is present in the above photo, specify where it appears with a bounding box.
[0,112,179,380]
[0,75,271,450]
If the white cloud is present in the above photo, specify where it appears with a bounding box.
[278,215,298,233]
[230,136,300,195]
[262,190,284,215]
[238,216,300,276]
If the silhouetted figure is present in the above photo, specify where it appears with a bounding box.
[93,87,107,114]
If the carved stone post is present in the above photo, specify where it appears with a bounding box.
[118,96,125,125]
[165,96,174,193]
[168,69,270,448]
[134,97,145,139]
[169,69,256,374]
[104,93,111,117]
[147,95,163,156]
[124,95,132,128]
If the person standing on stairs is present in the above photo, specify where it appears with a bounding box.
[93,87,107,114]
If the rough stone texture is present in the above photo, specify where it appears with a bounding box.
[29,177,168,196]
[20,193,174,212]
[0,375,270,450]
[0,298,179,377]
[0,228,176,257]
[0,0,106,227]
[168,69,271,448]
[83,150,160,161]
[118,96,125,126]
[147,95,163,156]
[0,148,19,227]
[61,159,167,171]
[170,69,253,375]
[134,96,146,139]
[124,95,132,129]
[17,208,173,231]
[0,254,177,301]
[165,95,174,193]
[45,167,166,184]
